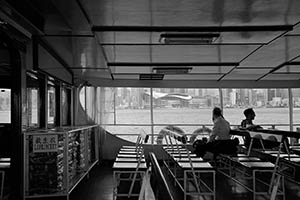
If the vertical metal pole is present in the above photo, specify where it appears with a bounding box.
[288,88,293,131]
[219,88,223,111]
[288,88,297,144]
[113,89,116,125]
[84,128,88,171]
[150,88,154,146]
[149,0,154,147]
[23,134,27,200]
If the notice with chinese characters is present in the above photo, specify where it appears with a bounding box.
[33,135,58,153]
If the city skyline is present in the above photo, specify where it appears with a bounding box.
[113,88,299,109]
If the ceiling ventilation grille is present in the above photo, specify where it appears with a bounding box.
[152,67,192,74]
[139,73,164,80]
[159,33,220,44]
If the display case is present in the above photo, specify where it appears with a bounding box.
[23,125,99,199]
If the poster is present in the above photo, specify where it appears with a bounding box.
[33,135,58,153]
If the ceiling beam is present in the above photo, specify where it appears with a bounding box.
[86,79,300,89]
[112,73,226,75]
[92,25,293,32]
[107,62,239,67]
[100,43,265,46]
[44,34,94,37]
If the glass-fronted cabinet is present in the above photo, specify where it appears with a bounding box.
[23,125,99,199]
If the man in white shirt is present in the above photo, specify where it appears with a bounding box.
[209,107,231,142]
[193,107,238,159]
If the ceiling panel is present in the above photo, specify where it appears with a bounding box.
[292,57,300,62]
[240,36,300,68]
[97,31,284,45]
[82,0,150,26]
[191,66,233,73]
[73,69,111,78]
[111,66,234,74]
[231,68,270,74]
[223,74,262,80]
[71,37,107,69]
[222,0,300,26]
[47,0,91,33]
[276,65,300,73]
[223,68,270,80]
[113,74,140,79]
[262,74,300,80]
[27,0,300,84]
[114,67,151,73]
[103,45,258,63]
[44,37,73,67]
[285,24,300,35]
[85,0,300,26]
[164,74,222,80]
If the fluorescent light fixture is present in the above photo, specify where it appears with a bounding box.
[159,33,220,44]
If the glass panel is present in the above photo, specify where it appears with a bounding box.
[292,88,300,131]
[62,88,70,126]
[223,89,290,130]
[0,89,11,123]
[27,73,39,128]
[102,87,115,124]
[47,85,56,125]
[79,87,86,110]
[115,88,151,124]
[86,87,95,120]
[27,88,39,127]
[153,88,220,124]
[105,125,151,143]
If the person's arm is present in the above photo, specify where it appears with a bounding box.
[209,121,220,142]
[241,119,246,128]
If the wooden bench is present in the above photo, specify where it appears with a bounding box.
[161,128,215,200]
[219,129,286,200]
[112,129,149,199]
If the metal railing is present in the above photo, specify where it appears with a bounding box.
[107,123,300,144]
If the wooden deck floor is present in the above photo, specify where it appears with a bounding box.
[69,160,300,200]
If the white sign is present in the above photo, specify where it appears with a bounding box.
[33,135,58,153]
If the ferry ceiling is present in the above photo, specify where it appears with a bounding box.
[1,0,300,88]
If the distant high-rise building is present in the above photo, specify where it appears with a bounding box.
[293,89,300,98]
[187,89,196,96]
[268,89,275,101]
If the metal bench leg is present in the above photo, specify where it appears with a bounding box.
[184,171,187,200]
[253,170,256,200]
[0,171,4,200]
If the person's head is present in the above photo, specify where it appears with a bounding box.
[212,107,223,121]
[243,108,256,120]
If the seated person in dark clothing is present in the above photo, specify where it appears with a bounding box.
[241,108,262,131]
[193,107,239,159]
[241,108,281,149]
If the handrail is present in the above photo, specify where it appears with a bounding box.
[149,152,174,200]
[231,128,300,139]
[102,123,300,127]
